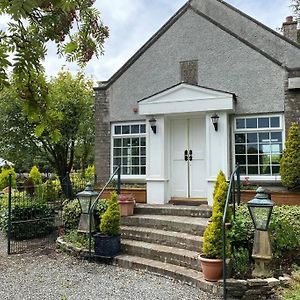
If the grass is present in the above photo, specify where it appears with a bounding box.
[279,268,300,300]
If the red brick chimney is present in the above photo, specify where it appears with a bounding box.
[282,16,298,42]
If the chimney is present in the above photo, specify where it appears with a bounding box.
[282,16,298,42]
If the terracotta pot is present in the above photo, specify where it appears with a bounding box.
[118,200,135,216]
[199,255,223,282]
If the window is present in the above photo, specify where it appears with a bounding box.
[234,116,283,176]
[112,123,146,176]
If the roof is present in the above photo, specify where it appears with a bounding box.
[94,0,300,91]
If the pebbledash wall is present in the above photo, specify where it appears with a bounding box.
[94,0,300,203]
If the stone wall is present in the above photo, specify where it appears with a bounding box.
[94,87,111,183]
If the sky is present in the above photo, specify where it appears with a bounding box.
[0,0,294,83]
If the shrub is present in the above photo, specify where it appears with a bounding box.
[231,247,251,279]
[0,166,17,190]
[43,179,60,202]
[29,165,42,185]
[280,123,300,189]
[100,192,120,236]
[62,199,81,230]
[85,165,95,182]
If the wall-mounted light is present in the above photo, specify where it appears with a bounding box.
[149,117,157,134]
[211,113,219,131]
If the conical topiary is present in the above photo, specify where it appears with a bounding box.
[100,192,121,236]
[280,122,300,189]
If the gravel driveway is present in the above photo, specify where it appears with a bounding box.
[0,235,220,300]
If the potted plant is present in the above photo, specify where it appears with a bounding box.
[93,192,121,258]
[118,193,135,216]
[199,171,230,282]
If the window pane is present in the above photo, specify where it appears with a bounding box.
[260,165,271,175]
[132,167,139,175]
[122,167,130,175]
[114,138,121,147]
[259,132,270,143]
[247,133,257,143]
[141,137,146,146]
[132,157,139,165]
[239,166,246,174]
[270,117,280,128]
[122,148,128,156]
[248,155,258,165]
[236,119,245,129]
[122,157,129,165]
[140,124,146,133]
[123,138,131,147]
[272,166,280,174]
[258,118,269,128]
[141,166,146,175]
[248,166,259,174]
[247,144,258,154]
[259,155,270,165]
[141,157,146,165]
[132,147,139,156]
[141,147,146,155]
[235,145,246,154]
[113,158,121,165]
[246,118,257,128]
[114,126,121,134]
[132,138,139,146]
[235,133,245,143]
[271,132,282,143]
[271,155,281,164]
[131,125,139,134]
[236,155,246,164]
[122,125,130,134]
[271,143,282,154]
[259,144,271,154]
[113,148,121,156]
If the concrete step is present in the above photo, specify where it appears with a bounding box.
[121,214,208,236]
[169,198,208,206]
[114,254,221,295]
[134,204,212,218]
[121,225,203,252]
[121,239,201,271]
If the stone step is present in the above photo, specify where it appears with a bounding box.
[121,239,201,271]
[121,214,208,236]
[169,198,208,206]
[134,204,212,218]
[114,254,221,295]
[121,225,203,252]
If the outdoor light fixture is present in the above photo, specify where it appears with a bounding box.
[149,117,157,134]
[247,187,274,277]
[211,113,219,131]
[77,183,99,234]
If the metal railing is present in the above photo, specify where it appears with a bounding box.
[88,165,121,261]
[222,164,240,300]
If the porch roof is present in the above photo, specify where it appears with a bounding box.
[138,82,236,115]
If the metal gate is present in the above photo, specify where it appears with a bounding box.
[6,175,64,254]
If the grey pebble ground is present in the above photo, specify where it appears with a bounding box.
[0,236,220,300]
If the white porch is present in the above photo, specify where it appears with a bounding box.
[138,83,235,206]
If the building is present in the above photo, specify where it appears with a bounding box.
[94,0,300,205]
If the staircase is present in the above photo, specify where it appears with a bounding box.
[114,203,221,295]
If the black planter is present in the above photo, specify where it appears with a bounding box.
[93,233,121,258]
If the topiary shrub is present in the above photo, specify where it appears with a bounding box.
[29,165,42,185]
[0,166,17,190]
[100,192,120,236]
[62,199,81,231]
[85,165,95,182]
[280,122,300,189]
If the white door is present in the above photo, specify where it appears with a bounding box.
[171,118,206,198]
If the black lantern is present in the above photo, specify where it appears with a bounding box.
[149,117,157,134]
[211,113,219,131]
[77,183,99,233]
[247,187,274,231]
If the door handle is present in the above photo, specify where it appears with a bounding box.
[189,150,193,161]
[184,150,188,161]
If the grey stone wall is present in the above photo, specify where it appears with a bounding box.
[180,60,198,84]
[94,87,110,183]
[107,9,285,122]
[285,70,300,131]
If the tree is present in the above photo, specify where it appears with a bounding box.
[0,70,95,197]
[280,122,300,189]
[0,0,108,123]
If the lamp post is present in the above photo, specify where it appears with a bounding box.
[77,183,99,234]
[247,187,274,277]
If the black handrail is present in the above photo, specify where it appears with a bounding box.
[222,164,240,300]
[88,165,121,261]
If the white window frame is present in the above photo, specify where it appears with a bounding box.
[232,114,285,182]
[111,122,146,181]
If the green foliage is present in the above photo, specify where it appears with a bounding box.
[202,171,230,259]
[29,165,42,184]
[63,229,93,249]
[85,165,95,182]
[231,247,250,279]
[62,200,81,231]
[42,179,60,202]
[0,166,16,190]
[0,200,55,240]
[100,193,121,236]
[280,123,300,189]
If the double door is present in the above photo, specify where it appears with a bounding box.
[171,118,206,198]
